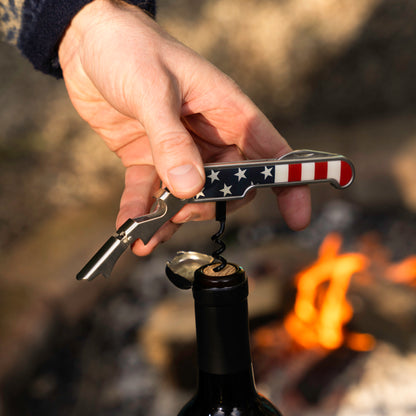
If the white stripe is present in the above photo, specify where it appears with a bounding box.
[327,160,341,183]
[301,162,315,181]
[275,164,289,183]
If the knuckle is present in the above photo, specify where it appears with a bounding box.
[154,132,192,156]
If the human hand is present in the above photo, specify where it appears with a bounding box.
[58,0,310,256]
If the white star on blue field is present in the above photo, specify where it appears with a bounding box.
[195,165,275,200]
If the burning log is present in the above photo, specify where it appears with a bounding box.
[295,347,364,404]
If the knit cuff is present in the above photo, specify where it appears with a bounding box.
[17,0,156,78]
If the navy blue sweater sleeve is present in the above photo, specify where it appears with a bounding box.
[17,0,156,78]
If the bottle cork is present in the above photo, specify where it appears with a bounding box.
[202,263,238,277]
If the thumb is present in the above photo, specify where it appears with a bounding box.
[143,96,205,199]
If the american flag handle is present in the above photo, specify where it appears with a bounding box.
[76,150,355,281]
[192,150,354,203]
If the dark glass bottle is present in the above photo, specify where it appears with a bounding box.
[178,263,283,416]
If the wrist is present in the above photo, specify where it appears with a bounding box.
[58,0,111,72]
[19,0,155,77]
[58,0,156,75]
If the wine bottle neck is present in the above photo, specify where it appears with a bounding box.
[194,298,252,374]
[196,367,257,402]
[194,296,256,405]
[179,264,284,416]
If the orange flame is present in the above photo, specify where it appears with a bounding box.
[284,233,375,351]
[387,256,416,286]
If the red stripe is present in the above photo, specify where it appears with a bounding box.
[339,161,353,187]
[314,161,328,180]
[289,163,302,182]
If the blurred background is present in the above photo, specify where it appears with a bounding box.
[1,0,416,415]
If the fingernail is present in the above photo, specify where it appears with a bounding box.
[168,164,203,195]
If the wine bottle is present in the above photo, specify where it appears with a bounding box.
[178,263,283,416]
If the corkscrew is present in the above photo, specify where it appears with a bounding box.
[76,149,355,282]
[211,201,228,272]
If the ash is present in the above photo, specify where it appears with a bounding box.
[336,343,416,416]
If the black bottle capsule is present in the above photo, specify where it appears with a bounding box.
[178,263,283,416]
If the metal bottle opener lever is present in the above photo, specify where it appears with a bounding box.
[76,149,354,281]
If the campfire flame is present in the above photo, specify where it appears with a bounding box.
[252,230,416,384]
[387,257,416,286]
[254,232,416,356]
[284,233,375,351]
